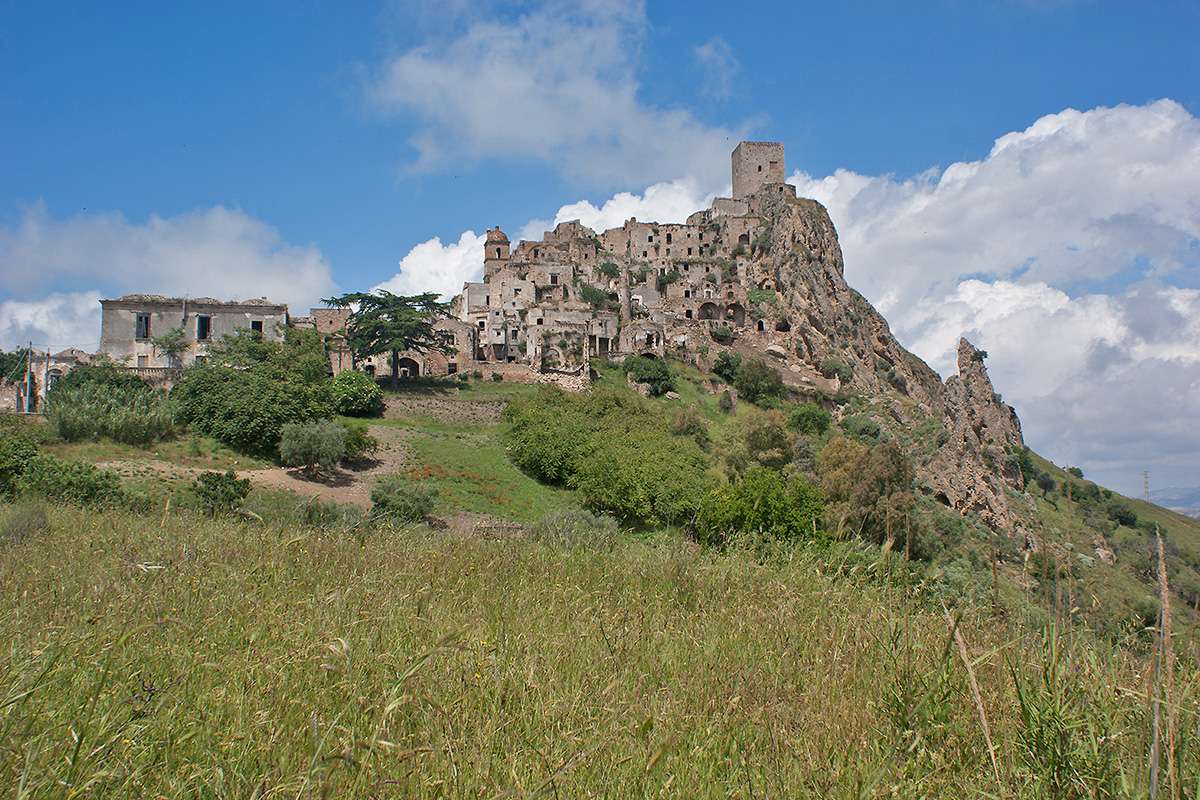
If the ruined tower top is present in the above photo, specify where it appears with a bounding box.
[731,141,785,200]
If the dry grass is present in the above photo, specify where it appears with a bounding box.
[0,505,1196,797]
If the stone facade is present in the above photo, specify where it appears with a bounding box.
[732,141,785,200]
[98,294,287,368]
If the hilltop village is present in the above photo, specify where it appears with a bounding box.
[5,141,1026,533]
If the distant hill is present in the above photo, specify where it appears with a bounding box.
[1152,486,1200,519]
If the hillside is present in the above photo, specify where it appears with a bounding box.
[0,503,1194,797]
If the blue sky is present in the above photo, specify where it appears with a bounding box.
[2,0,1199,496]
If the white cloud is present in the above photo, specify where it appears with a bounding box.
[693,37,740,100]
[373,230,486,299]
[0,204,336,352]
[791,100,1200,494]
[0,291,102,354]
[367,0,746,187]
[793,99,1200,310]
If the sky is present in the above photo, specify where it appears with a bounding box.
[1,0,1198,497]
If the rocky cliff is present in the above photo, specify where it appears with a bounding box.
[738,187,1026,532]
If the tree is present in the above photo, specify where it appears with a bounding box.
[323,291,452,388]
[733,358,785,404]
[152,327,188,367]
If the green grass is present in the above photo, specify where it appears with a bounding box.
[0,504,1195,797]
[43,433,271,471]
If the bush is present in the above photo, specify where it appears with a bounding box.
[193,470,251,516]
[341,421,379,462]
[733,358,785,405]
[45,366,174,445]
[670,406,709,447]
[491,373,504,382]
[819,357,854,384]
[841,414,881,440]
[280,420,347,473]
[622,355,675,396]
[371,475,437,523]
[19,455,124,507]
[788,402,831,435]
[697,467,824,547]
[527,508,620,550]
[718,390,734,413]
[1105,499,1138,528]
[172,365,334,458]
[598,261,620,280]
[1,503,49,546]
[504,387,715,527]
[331,370,384,417]
[713,351,741,383]
[0,435,39,498]
[710,325,733,344]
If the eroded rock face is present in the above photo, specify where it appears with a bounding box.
[743,189,1026,531]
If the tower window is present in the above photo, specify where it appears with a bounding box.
[196,315,212,341]
[550,274,558,285]
[495,248,501,258]
[135,313,151,340]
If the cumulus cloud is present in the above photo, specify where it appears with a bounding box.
[0,291,102,354]
[792,100,1200,494]
[693,37,740,100]
[373,230,486,299]
[367,0,746,187]
[792,99,1200,311]
[0,204,336,351]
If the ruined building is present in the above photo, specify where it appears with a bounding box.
[419,141,1026,531]
[97,295,288,368]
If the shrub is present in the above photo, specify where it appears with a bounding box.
[193,470,251,516]
[331,370,385,417]
[718,390,734,413]
[655,269,680,291]
[1105,499,1138,528]
[1035,471,1057,495]
[45,366,174,445]
[1,503,49,546]
[819,357,854,384]
[371,475,437,523]
[503,387,595,484]
[280,420,347,473]
[710,325,733,344]
[697,467,824,547]
[572,429,714,527]
[579,283,617,310]
[841,414,881,440]
[172,365,334,458]
[341,421,379,462]
[298,496,367,531]
[527,508,620,550]
[622,355,675,396]
[788,402,831,435]
[491,373,504,382]
[712,351,741,383]
[733,358,785,405]
[0,435,39,498]
[1067,466,1084,478]
[19,455,124,507]
[670,406,709,447]
[724,410,793,475]
[598,261,619,280]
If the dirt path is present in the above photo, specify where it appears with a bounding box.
[236,424,410,508]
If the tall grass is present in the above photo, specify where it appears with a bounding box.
[45,382,175,445]
[0,505,1195,797]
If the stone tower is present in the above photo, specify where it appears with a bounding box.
[731,141,785,200]
[484,226,510,280]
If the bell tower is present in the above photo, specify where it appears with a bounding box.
[484,226,510,281]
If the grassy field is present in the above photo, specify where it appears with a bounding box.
[0,504,1196,798]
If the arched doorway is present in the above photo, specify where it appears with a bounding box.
[698,302,719,320]
[725,303,746,326]
[396,357,420,378]
[738,232,750,246]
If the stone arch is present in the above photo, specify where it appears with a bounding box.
[698,302,719,321]
[774,318,792,332]
[756,319,766,332]
[738,232,750,246]
[396,357,421,377]
[725,303,746,326]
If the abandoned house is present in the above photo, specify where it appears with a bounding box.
[97,294,288,369]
